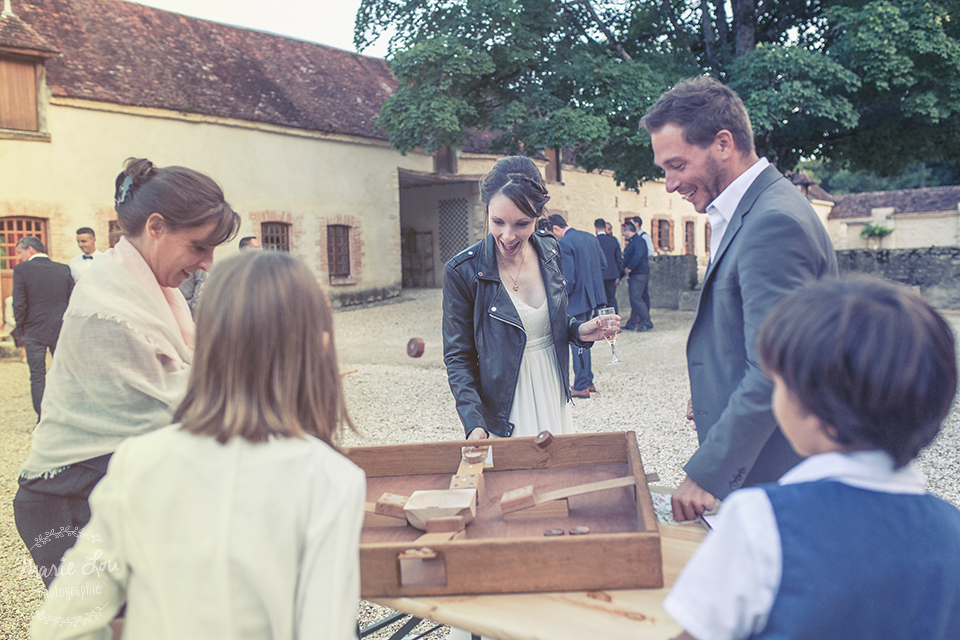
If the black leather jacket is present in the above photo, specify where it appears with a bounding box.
[442,230,591,438]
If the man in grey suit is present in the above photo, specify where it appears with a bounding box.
[641,77,838,521]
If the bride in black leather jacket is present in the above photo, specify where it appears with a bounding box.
[442,156,614,440]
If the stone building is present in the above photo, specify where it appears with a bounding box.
[828,186,960,250]
[1,0,702,311]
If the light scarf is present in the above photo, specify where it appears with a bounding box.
[19,237,195,479]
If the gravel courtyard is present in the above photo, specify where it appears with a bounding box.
[2,288,958,637]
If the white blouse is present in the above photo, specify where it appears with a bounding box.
[31,424,366,640]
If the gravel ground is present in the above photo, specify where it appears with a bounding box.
[2,288,958,637]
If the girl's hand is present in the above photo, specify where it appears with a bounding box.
[579,315,619,342]
[467,428,488,440]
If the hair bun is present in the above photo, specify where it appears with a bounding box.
[115,158,155,205]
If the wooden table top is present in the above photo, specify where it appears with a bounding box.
[370,522,707,640]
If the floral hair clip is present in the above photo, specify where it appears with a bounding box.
[115,175,135,205]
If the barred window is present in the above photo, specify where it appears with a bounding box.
[0,217,46,270]
[327,225,350,277]
[261,222,290,252]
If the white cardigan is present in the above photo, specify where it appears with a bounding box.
[31,425,367,640]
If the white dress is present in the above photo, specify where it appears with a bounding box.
[505,288,574,438]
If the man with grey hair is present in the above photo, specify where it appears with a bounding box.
[13,237,74,418]
[641,76,837,522]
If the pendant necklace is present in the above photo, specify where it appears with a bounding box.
[502,243,526,291]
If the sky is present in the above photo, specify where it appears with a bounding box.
[130,0,389,57]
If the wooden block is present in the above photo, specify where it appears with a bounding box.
[502,499,569,521]
[414,530,464,545]
[536,476,636,505]
[404,489,477,530]
[363,511,409,528]
[500,485,538,514]
[645,472,660,483]
[425,516,466,533]
[399,548,446,588]
[534,430,554,448]
[375,493,410,520]
[449,473,484,500]
[456,460,485,477]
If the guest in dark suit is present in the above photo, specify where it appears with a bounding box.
[642,76,837,521]
[547,214,607,398]
[594,218,623,313]
[621,221,652,332]
[13,237,74,418]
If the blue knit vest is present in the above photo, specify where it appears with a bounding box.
[754,481,960,640]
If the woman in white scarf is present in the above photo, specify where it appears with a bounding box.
[14,158,240,585]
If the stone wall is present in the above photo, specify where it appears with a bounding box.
[614,247,960,316]
[616,254,699,312]
[836,246,960,309]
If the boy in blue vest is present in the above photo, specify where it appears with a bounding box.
[665,276,960,640]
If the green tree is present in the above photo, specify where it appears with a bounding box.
[355,0,960,189]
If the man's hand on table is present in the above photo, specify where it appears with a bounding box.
[671,475,716,522]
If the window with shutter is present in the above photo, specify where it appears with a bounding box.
[327,225,350,277]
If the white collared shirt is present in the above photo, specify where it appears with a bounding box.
[27,252,49,260]
[69,249,104,281]
[664,451,928,640]
[706,157,770,262]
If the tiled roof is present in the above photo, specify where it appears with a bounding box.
[786,171,835,203]
[829,185,960,220]
[15,0,398,139]
[0,7,58,55]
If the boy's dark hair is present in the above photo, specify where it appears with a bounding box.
[76,227,95,237]
[641,76,755,156]
[238,236,258,249]
[594,218,606,230]
[623,221,637,233]
[632,216,643,229]
[758,276,957,468]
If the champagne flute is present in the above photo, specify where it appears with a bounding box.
[597,307,622,365]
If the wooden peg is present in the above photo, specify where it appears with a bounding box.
[534,430,554,448]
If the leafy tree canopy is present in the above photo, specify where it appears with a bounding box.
[355,0,960,190]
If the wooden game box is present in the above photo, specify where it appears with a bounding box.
[345,431,663,597]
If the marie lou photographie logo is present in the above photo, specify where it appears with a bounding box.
[16,526,118,628]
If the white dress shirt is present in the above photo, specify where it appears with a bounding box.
[69,250,104,281]
[32,424,367,640]
[664,450,928,640]
[706,158,770,262]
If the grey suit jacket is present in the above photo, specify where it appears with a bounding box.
[685,165,838,499]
